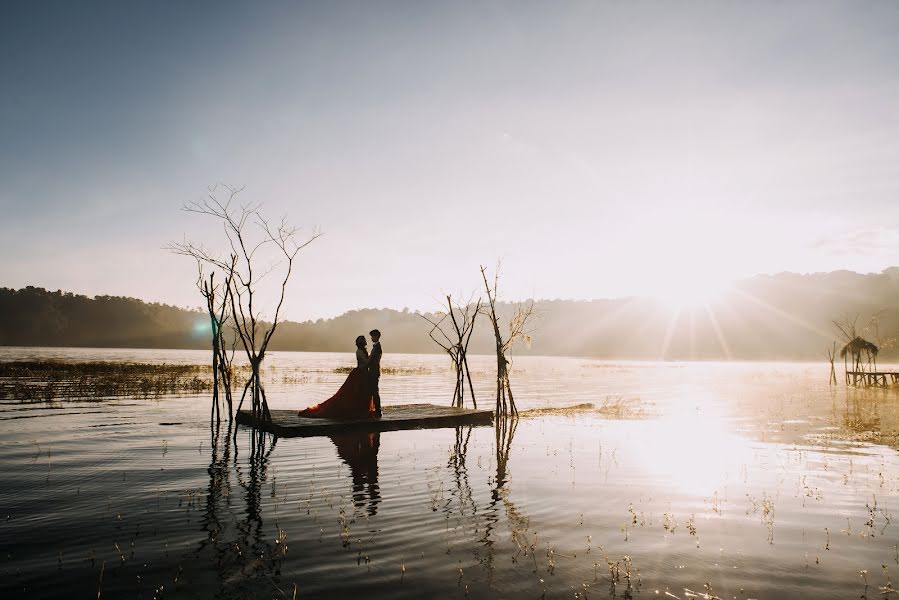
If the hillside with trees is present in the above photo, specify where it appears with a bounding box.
[4,267,899,360]
[0,287,203,348]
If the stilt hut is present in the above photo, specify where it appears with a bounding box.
[840,336,879,384]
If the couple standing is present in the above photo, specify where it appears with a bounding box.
[298,329,383,419]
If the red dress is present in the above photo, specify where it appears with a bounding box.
[298,354,375,419]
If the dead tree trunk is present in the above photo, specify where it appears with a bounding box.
[170,185,321,424]
[216,306,237,422]
[420,294,480,409]
[479,264,536,418]
[201,273,222,423]
[833,313,859,386]
[446,295,480,409]
[825,342,837,386]
[196,255,237,423]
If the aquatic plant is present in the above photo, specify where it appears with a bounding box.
[0,361,218,401]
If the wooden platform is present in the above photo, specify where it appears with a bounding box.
[847,371,899,387]
[236,403,493,437]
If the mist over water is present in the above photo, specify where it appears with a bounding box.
[1,349,898,599]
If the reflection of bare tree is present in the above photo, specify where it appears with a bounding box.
[475,417,529,581]
[192,426,287,597]
[446,426,476,518]
[197,421,234,568]
[237,430,280,572]
[330,431,381,516]
[493,417,517,492]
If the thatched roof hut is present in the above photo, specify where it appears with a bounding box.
[839,336,879,366]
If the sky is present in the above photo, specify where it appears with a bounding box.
[2,1,899,321]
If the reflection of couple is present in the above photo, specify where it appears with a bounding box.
[330,431,381,516]
[298,329,383,419]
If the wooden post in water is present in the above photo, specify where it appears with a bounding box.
[825,342,837,386]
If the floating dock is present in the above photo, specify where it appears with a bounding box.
[846,371,899,387]
[236,403,493,437]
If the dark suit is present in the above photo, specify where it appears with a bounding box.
[368,341,382,415]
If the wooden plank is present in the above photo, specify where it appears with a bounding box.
[846,371,899,386]
[236,403,493,437]
[847,371,899,376]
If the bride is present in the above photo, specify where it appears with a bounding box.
[298,335,375,419]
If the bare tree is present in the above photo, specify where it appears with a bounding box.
[824,341,837,385]
[196,255,239,423]
[866,310,895,371]
[832,313,860,383]
[419,294,481,409]
[170,185,321,423]
[480,264,537,417]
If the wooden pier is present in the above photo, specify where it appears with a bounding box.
[846,371,899,387]
[236,403,493,437]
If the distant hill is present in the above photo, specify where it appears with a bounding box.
[4,268,899,360]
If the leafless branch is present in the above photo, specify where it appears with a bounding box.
[169,185,321,423]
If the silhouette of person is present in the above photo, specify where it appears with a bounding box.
[368,329,383,418]
[298,335,374,418]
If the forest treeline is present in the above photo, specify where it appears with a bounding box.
[4,267,899,360]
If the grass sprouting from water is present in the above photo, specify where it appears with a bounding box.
[518,396,652,419]
[332,365,432,376]
[0,361,221,401]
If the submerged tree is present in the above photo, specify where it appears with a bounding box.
[170,185,320,423]
[865,311,895,371]
[479,264,537,417]
[196,257,238,423]
[825,341,837,386]
[420,294,481,409]
[832,313,861,383]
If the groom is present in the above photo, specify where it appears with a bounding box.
[368,329,383,418]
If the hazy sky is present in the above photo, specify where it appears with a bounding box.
[2,1,899,320]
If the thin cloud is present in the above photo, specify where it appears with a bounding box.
[812,226,899,256]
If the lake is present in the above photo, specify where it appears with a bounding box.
[1,347,898,599]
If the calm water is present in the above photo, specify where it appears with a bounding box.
[2,348,899,599]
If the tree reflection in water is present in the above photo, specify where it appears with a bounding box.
[193,420,528,597]
[447,426,477,519]
[474,416,527,582]
[197,423,287,598]
[329,431,381,516]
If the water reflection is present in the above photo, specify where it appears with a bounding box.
[198,420,233,568]
[477,417,524,581]
[447,426,477,518]
[329,431,381,516]
[199,424,287,598]
[839,387,899,449]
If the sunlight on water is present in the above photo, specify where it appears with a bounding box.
[1,348,898,599]
[631,414,754,497]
